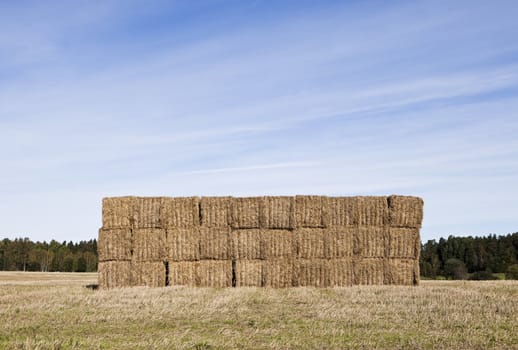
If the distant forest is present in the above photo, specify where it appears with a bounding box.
[0,238,97,272]
[1,233,517,279]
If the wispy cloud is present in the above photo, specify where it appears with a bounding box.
[1,0,517,241]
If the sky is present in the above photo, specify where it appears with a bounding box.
[1,0,517,243]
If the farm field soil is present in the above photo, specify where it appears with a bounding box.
[0,272,517,349]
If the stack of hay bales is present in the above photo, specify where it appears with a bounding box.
[98,195,423,288]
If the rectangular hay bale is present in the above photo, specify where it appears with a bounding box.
[295,195,328,228]
[102,196,136,228]
[196,260,232,287]
[132,228,166,261]
[231,197,262,229]
[166,227,200,261]
[98,261,132,289]
[326,197,357,226]
[324,226,354,258]
[161,197,200,228]
[386,258,418,285]
[353,226,387,258]
[263,258,294,288]
[131,261,166,288]
[296,228,326,259]
[355,196,389,226]
[262,229,295,259]
[235,260,263,287]
[294,258,329,287]
[354,258,386,285]
[261,196,295,229]
[231,229,262,260]
[388,195,424,228]
[199,227,231,260]
[200,197,232,227]
[98,227,132,261]
[328,258,354,286]
[388,227,420,259]
[168,261,197,286]
[134,197,163,228]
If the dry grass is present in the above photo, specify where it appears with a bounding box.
[1,272,517,349]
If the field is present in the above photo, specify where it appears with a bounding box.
[0,272,517,349]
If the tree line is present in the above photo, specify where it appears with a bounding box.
[420,232,518,280]
[0,238,98,272]
[1,233,517,279]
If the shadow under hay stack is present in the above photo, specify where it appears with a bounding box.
[98,195,423,288]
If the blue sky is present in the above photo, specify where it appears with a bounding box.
[1,0,517,243]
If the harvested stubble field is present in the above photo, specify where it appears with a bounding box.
[0,272,517,349]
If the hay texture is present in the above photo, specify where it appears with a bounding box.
[235,260,263,287]
[295,195,328,228]
[99,195,423,288]
[131,261,166,287]
[166,228,200,262]
[102,197,136,228]
[200,197,231,227]
[196,260,232,287]
[199,227,231,260]
[98,261,132,289]
[231,197,262,229]
[161,197,200,228]
[263,259,294,288]
[231,229,262,260]
[134,197,163,228]
[261,196,294,229]
[132,228,166,262]
[388,195,424,228]
[98,228,132,261]
[168,261,197,286]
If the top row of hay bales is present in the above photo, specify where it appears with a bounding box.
[102,195,423,230]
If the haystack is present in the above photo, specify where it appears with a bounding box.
[166,227,200,261]
[200,197,231,227]
[235,260,263,287]
[131,261,166,287]
[199,227,231,260]
[261,196,294,229]
[231,229,262,260]
[196,260,232,287]
[98,261,132,289]
[295,195,328,228]
[132,228,166,261]
[102,196,136,228]
[388,195,423,228]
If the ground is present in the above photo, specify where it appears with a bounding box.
[0,272,517,349]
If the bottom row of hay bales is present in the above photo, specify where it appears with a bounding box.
[99,258,418,289]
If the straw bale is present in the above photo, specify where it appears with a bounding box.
[386,258,418,285]
[132,228,166,262]
[231,197,262,229]
[296,228,326,259]
[102,196,136,228]
[263,258,294,288]
[98,228,132,261]
[168,261,197,286]
[200,196,232,227]
[134,197,163,228]
[326,197,357,226]
[261,196,295,229]
[356,196,389,226]
[231,229,262,260]
[131,261,166,287]
[235,260,263,287]
[98,261,132,289]
[161,197,200,228]
[328,258,354,286]
[294,258,329,287]
[262,229,295,259]
[295,195,328,228]
[324,226,354,258]
[199,227,231,260]
[388,227,420,259]
[166,227,200,261]
[353,226,387,258]
[388,195,424,228]
[196,260,232,287]
[354,258,386,285]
